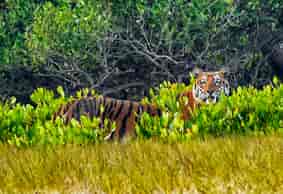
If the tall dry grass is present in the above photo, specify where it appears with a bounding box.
[1,135,283,194]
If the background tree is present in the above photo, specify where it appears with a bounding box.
[0,0,282,102]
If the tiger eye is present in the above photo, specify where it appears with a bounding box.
[215,79,221,85]
[199,80,207,85]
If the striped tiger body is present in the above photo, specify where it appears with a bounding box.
[53,96,162,140]
[180,68,230,120]
[54,68,230,140]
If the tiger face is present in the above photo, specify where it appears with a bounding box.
[192,68,230,104]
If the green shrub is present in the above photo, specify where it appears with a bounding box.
[0,87,110,146]
[137,79,283,141]
[0,79,282,146]
[136,81,193,142]
[193,79,283,136]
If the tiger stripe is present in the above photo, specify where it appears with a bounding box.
[53,96,162,140]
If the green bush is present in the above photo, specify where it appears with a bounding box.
[193,78,283,136]
[0,87,110,146]
[137,79,283,141]
[136,81,193,142]
[0,79,282,146]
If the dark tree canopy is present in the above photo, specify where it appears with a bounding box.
[0,0,282,103]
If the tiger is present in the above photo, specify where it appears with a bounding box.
[179,67,230,120]
[53,96,162,140]
[53,68,230,140]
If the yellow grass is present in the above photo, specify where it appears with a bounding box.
[1,135,283,194]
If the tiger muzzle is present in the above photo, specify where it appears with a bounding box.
[205,90,220,104]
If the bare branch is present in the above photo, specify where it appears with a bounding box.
[102,82,145,96]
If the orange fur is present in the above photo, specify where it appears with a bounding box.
[179,90,198,120]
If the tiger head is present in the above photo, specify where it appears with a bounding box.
[192,68,230,104]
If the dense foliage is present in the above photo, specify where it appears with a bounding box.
[137,79,283,141]
[0,80,282,146]
[26,1,111,65]
[0,87,112,146]
[0,0,282,102]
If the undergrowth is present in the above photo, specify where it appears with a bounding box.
[0,136,283,193]
[0,79,282,146]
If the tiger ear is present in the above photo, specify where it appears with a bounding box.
[219,66,230,77]
[192,67,203,77]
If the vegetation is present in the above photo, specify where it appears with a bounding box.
[0,0,282,102]
[0,79,281,146]
[1,136,283,193]
[0,87,112,146]
[137,78,283,141]
[0,1,282,192]
[26,1,111,65]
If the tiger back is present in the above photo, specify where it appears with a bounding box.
[53,96,162,140]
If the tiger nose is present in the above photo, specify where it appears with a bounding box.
[207,90,213,95]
